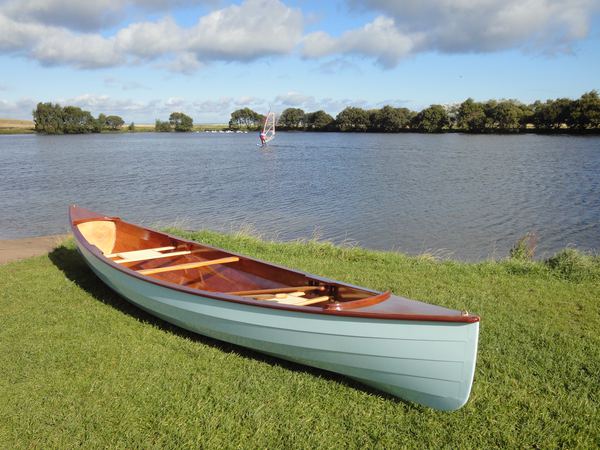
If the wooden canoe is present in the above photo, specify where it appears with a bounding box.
[70,205,480,410]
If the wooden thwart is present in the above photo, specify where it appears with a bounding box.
[252,293,330,306]
[112,249,210,264]
[105,246,175,258]
[114,250,190,263]
[295,296,330,306]
[245,291,306,300]
[270,295,329,306]
[228,285,326,296]
[138,256,239,276]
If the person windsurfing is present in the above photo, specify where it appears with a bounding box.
[259,130,267,146]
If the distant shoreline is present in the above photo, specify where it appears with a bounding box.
[2,118,599,136]
[4,119,600,136]
[0,119,229,135]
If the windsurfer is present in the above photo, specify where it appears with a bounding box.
[259,131,266,146]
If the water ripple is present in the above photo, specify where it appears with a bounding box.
[0,132,599,260]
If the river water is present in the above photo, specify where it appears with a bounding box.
[1,131,598,260]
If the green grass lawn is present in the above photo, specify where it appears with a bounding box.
[1,232,599,448]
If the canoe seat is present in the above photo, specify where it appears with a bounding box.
[137,256,240,275]
[105,246,175,258]
[258,294,330,306]
[229,286,326,296]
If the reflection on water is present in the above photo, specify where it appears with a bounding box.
[1,132,599,260]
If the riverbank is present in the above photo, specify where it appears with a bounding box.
[1,230,598,447]
[0,234,69,264]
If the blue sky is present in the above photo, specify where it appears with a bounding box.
[1,0,599,122]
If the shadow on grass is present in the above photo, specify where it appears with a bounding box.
[48,244,409,407]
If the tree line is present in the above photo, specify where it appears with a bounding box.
[229,90,600,133]
[33,90,599,135]
[33,102,128,134]
[32,102,193,134]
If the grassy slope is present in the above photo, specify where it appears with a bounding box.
[1,232,599,448]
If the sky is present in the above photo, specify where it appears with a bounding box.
[0,0,599,123]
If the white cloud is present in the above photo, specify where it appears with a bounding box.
[164,52,204,74]
[0,0,303,71]
[32,31,122,68]
[301,0,599,67]
[187,0,303,60]
[303,16,423,68]
[0,0,216,32]
[115,17,184,59]
[0,98,37,118]
[347,0,599,53]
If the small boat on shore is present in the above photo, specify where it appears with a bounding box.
[70,205,480,410]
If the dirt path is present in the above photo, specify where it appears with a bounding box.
[0,234,70,264]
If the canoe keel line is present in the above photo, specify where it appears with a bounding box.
[70,205,480,410]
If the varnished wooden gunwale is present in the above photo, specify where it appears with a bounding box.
[69,205,479,323]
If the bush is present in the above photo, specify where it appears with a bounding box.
[509,232,537,261]
[545,248,600,282]
[155,120,172,132]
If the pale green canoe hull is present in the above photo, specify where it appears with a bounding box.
[78,244,479,411]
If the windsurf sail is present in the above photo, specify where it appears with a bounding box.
[261,111,276,145]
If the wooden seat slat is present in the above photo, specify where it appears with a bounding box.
[105,246,175,258]
[114,250,193,264]
[137,256,239,276]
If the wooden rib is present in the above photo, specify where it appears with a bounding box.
[227,285,326,296]
[105,246,175,258]
[137,256,239,276]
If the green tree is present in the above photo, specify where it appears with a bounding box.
[105,115,125,130]
[457,99,486,132]
[370,105,413,132]
[489,100,525,132]
[518,103,534,129]
[278,108,305,129]
[411,105,449,132]
[94,113,107,133]
[62,106,96,134]
[228,108,263,130]
[32,102,64,134]
[169,112,193,132]
[567,90,600,130]
[155,119,172,132]
[128,122,135,131]
[532,98,572,130]
[305,110,334,131]
[335,107,370,131]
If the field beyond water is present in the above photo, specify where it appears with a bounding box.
[0,118,35,134]
[1,231,599,448]
[0,119,229,134]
